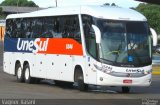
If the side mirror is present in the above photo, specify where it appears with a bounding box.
[92,25,101,43]
[150,28,157,46]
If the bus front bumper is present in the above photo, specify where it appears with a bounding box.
[96,71,152,87]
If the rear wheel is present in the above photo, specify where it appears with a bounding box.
[16,63,24,82]
[75,68,88,91]
[122,86,130,93]
[24,64,34,84]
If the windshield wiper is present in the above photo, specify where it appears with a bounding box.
[99,58,114,65]
[114,44,122,62]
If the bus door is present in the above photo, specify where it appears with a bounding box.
[84,25,97,85]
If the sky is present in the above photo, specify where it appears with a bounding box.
[0,0,141,8]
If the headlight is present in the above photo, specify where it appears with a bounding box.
[94,64,112,74]
[94,64,102,70]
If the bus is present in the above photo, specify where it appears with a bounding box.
[3,5,152,93]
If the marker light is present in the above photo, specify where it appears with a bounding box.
[144,69,152,75]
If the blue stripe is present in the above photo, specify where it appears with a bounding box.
[4,37,35,53]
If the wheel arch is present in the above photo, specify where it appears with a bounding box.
[74,65,82,81]
[74,65,87,83]
[23,61,29,69]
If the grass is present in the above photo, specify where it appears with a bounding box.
[0,15,6,19]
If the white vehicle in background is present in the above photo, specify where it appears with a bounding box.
[156,47,160,54]
[4,5,154,93]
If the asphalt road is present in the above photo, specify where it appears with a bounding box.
[0,42,160,105]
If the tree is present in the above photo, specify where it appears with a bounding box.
[0,0,38,7]
[0,6,6,19]
[104,3,110,6]
[104,3,117,6]
[136,3,160,34]
[111,3,116,6]
[0,7,2,14]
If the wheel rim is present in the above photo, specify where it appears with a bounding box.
[78,75,83,80]
[25,68,30,80]
[17,67,22,79]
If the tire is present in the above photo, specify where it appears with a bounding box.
[75,68,88,91]
[16,63,24,82]
[24,64,34,84]
[122,86,130,93]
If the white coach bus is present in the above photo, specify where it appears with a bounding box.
[3,5,152,93]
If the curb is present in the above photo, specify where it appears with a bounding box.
[153,72,160,75]
[152,65,160,75]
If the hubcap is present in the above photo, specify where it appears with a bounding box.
[25,68,30,80]
[17,67,22,79]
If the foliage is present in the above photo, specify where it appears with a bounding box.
[0,0,38,7]
[0,7,5,19]
[0,15,6,19]
[136,3,160,34]
[0,7,2,14]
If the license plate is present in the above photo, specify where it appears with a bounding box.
[123,80,132,84]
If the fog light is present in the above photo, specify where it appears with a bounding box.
[100,77,103,81]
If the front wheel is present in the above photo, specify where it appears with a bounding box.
[75,68,88,91]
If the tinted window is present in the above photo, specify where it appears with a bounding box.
[6,15,81,43]
[60,16,81,43]
[82,15,97,58]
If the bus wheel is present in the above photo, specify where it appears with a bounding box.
[75,68,88,91]
[24,64,33,84]
[122,86,130,93]
[16,63,24,82]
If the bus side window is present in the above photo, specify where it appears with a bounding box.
[11,19,17,38]
[61,15,81,43]
[62,16,73,38]
[25,18,32,38]
[6,19,12,38]
[82,15,97,59]
[31,18,40,38]
[73,16,81,43]
[41,17,52,38]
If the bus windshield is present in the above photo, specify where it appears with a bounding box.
[95,19,152,66]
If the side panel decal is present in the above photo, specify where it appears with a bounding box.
[4,38,83,56]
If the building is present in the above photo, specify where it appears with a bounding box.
[0,6,45,41]
[0,6,44,15]
[0,20,5,41]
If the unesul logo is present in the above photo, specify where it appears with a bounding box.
[126,69,144,73]
[17,38,49,53]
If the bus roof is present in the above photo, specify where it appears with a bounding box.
[6,5,147,21]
